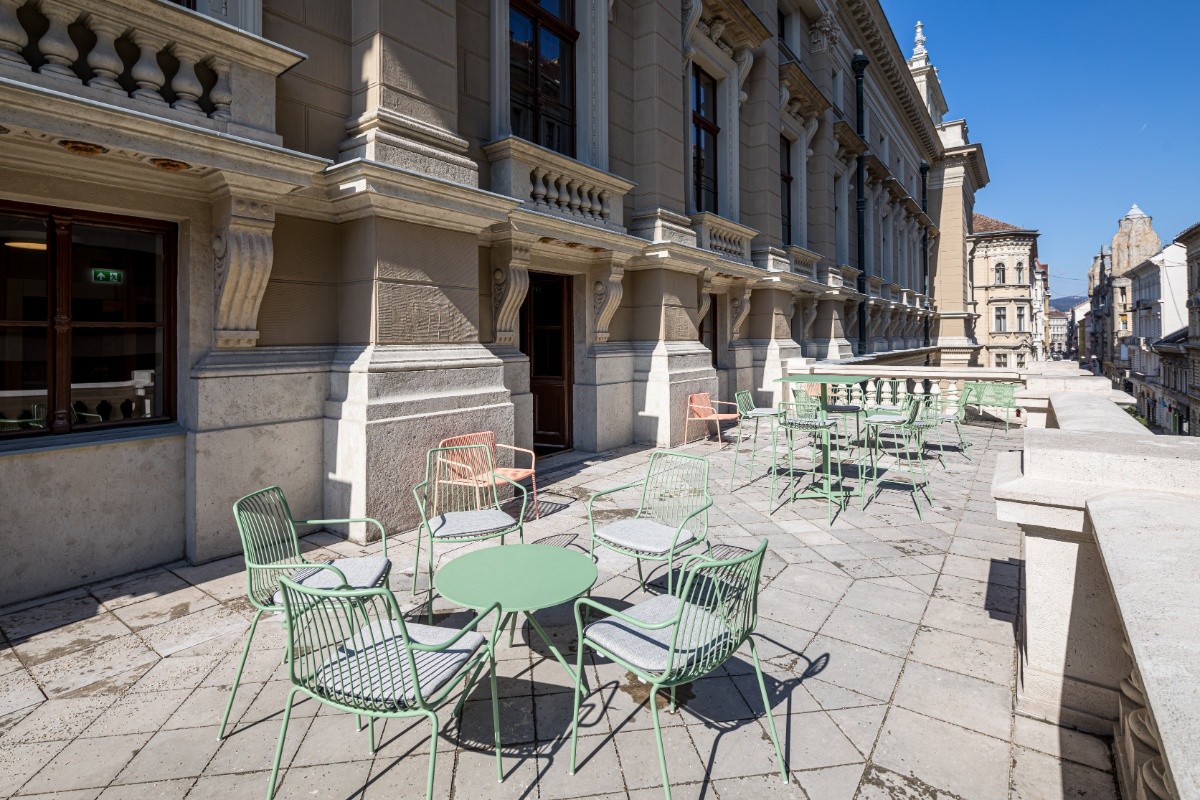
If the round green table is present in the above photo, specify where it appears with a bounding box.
[434,544,598,681]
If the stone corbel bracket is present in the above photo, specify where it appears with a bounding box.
[593,253,628,344]
[212,193,276,349]
[695,269,715,326]
[491,237,533,346]
[730,280,753,340]
[843,297,860,336]
[795,293,819,340]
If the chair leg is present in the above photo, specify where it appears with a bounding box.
[369,717,376,752]
[489,653,503,783]
[426,536,437,624]
[531,474,540,519]
[266,687,299,800]
[729,418,743,491]
[636,559,646,591]
[411,528,423,596]
[568,637,587,774]
[648,686,672,800]
[219,608,263,739]
[749,638,787,780]
[669,685,677,713]
[423,710,440,800]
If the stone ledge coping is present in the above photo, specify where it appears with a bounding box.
[1090,491,1200,800]
[1048,391,1147,433]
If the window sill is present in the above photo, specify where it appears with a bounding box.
[0,422,185,457]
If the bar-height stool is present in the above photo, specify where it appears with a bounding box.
[729,390,782,489]
[770,395,843,523]
[862,394,932,518]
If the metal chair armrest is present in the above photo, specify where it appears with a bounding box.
[586,479,647,531]
[408,602,504,653]
[251,560,349,588]
[574,596,680,633]
[494,443,536,468]
[492,471,529,521]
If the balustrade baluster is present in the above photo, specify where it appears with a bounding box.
[169,44,204,114]
[0,0,30,70]
[86,19,125,94]
[599,189,612,221]
[38,8,80,82]
[130,31,167,105]
[530,167,547,205]
[565,178,581,214]
[209,58,232,119]
[545,173,561,209]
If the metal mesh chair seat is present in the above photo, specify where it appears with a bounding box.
[428,508,517,539]
[584,594,732,674]
[827,404,861,413]
[270,556,390,606]
[780,417,837,430]
[593,518,696,556]
[494,466,535,482]
[313,618,486,710]
[744,408,780,418]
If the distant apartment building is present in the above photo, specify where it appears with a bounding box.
[968,214,1039,369]
[1048,310,1068,356]
[1127,244,1186,424]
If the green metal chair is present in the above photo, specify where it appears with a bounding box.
[729,390,781,489]
[925,384,976,462]
[826,381,865,443]
[769,394,843,524]
[220,486,392,740]
[863,377,908,415]
[964,381,1019,432]
[412,444,527,617]
[587,450,712,595]
[268,578,503,800]
[568,541,785,800]
[863,395,932,518]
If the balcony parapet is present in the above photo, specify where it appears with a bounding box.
[785,244,820,280]
[782,361,1025,410]
[483,136,635,232]
[689,211,756,264]
[0,0,303,145]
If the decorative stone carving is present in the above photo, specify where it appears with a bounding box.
[843,298,860,339]
[730,282,752,340]
[735,47,753,105]
[795,294,818,340]
[593,254,626,344]
[212,196,275,349]
[681,0,703,74]
[696,269,714,325]
[0,0,30,70]
[809,11,840,54]
[491,240,532,346]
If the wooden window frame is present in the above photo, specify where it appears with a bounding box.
[691,64,720,214]
[0,199,177,440]
[509,0,579,158]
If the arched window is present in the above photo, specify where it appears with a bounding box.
[994,263,1006,285]
[1015,262,1024,284]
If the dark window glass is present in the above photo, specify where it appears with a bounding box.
[780,135,793,246]
[510,0,577,157]
[692,65,719,214]
[0,202,174,438]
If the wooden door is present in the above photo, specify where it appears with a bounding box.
[520,273,572,453]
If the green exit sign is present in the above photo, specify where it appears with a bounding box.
[91,269,124,284]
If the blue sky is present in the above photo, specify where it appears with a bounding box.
[878,0,1200,299]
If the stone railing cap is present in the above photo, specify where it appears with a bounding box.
[482,136,635,194]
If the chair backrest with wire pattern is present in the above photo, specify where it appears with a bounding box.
[778,395,822,427]
[417,444,501,520]
[734,390,756,417]
[438,432,498,475]
[233,486,306,609]
[637,450,710,537]
[665,541,767,679]
[278,579,430,713]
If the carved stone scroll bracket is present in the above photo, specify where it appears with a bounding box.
[735,47,753,105]
[843,298,860,339]
[681,0,703,76]
[695,269,715,326]
[491,239,532,346]
[730,281,753,341]
[797,295,818,340]
[593,253,627,344]
[212,194,276,349]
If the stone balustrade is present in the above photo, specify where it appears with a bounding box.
[781,361,1025,411]
[483,136,635,232]
[0,0,302,144]
[689,211,757,264]
[993,378,1200,800]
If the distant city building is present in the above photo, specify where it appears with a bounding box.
[1168,219,1200,435]
[1048,310,1069,356]
[1087,205,1163,388]
[1128,244,1187,426]
[968,214,1040,369]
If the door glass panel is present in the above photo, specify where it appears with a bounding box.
[0,214,49,322]
[70,328,163,424]
[531,281,563,326]
[0,327,49,430]
[71,225,164,323]
[530,329,563,378]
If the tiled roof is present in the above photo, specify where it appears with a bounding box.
[972,213,1027,233]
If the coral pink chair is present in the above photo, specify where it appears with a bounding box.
[438,431,539,518]
[682,393,740,445]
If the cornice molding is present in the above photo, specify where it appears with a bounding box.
[779,61,831,121]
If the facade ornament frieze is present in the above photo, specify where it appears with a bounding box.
[491,239,533,346]
[593,254,627,344]
[809,11,840,55]
[212,193,275,349]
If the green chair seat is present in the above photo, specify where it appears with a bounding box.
[826,403,862,413]
[270,556,390,606]
[428,508,517,539]
[864,413,906,425]
[584,594,731,674]
[317,619,486,709]
[743,407,779,418]
[594,518,697,556]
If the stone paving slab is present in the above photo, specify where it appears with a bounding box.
[0,423,1119,799]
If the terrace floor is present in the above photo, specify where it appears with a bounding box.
[0,422,1119,800]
